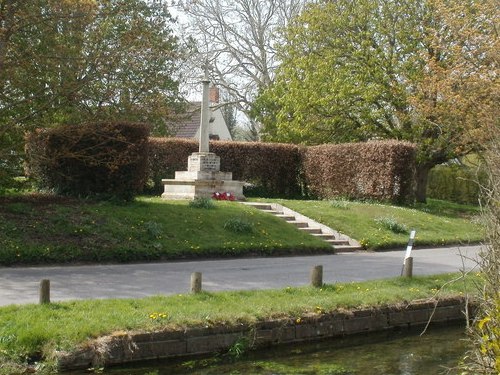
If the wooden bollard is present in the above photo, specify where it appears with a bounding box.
[191,272,202,293]
[310,265,323,287]
[39,279,50,304]
[402,257,413,278]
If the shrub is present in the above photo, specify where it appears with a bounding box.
[374,217,409,234]
[25,122,149,200]
[303,140,416,203]
[189,197,216,209]
[427,164,487,205]
[223,217,254,233]
[330,198,350,210]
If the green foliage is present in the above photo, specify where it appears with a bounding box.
[223,217,254,234]
[188,197,216,209]
[25,122,149,201]
[226,337,250,359]
[255,0,498,201]
[0,0,186,188]
[330,199,350,210]
[427,164,487,205]
[374,217,409,234]
[461,121,500,374]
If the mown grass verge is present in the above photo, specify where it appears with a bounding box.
[0,273,480,374]
[254,198,484,250]
[0,195,330,266]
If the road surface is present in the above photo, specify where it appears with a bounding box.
[0,245,482,306]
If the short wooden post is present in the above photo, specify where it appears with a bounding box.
[191,272,202,293]
[402,257,413,278]
[310,265,323,287]
[39,279,50,304]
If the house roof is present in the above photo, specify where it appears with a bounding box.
[173,102,202,138]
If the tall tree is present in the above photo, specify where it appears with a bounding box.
[0,0,185,189]
[175,0,308,140]
[255,0,499,202]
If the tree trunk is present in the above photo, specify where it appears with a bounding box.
[415,164,431,203]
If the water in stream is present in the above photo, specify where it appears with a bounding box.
[103,325,467,375]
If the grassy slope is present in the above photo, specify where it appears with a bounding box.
[0,195,483,265]
[0,195,330,265]
[0,273,478,360]
[255,198,484,250]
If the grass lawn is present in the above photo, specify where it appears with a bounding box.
[254,198,484,250]
[0,194,484,265]
[0,273,479,374]
[0,195,330,266]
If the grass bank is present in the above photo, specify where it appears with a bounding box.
[0,273,479,374]
[255,198,484,250]
[0,195,330,266]
[0,194,483,265]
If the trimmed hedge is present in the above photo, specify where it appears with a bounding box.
[427,164,486,205]
[148,138,415,202]
[25,122,149,200]
[303,141,416,203]
[148,138,303,197]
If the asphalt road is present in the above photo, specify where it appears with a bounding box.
[0,245,482,306]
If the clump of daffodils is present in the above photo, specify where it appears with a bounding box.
[149,312,168,321]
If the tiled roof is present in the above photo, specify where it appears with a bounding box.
[172,103,201,139]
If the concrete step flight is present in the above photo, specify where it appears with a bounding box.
[241,202,362,253]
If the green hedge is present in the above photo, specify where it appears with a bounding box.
[303,141,416,203]
[427,164,486,205]
[25,122,149,200]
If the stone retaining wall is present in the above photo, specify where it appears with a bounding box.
[57,297,475,371]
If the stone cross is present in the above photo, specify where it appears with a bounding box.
[199,67,210,153]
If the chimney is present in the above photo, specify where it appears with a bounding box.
[209,85,220,104]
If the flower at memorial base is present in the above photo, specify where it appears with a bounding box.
[212,191,235,201]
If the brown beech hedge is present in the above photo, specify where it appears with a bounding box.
[148,138,416,203]
[148,138,303,197]
[303,141,416,203]
[25,122,149,200]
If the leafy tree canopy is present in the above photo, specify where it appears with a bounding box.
[0,0,186,190]
[254,0,499,202]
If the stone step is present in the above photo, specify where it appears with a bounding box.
[312,233,335,240]
[300,228,323,234]
[325,239,350,246]
[332,245,363,252]
[289,221,309,228]
[260,209,280,215]
[247,204,273,210]
[275,214,296,221]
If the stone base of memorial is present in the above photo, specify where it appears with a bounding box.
[161,152,246,200]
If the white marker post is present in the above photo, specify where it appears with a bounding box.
[401,230,416,277]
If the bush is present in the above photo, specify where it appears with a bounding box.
[189,197,216,209]
[25,122,149,200]
[303,141,416,203]
[427,164,487,205]
[223,217,254,233]
[374,216,409,234]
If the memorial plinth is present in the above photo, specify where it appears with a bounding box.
[161,152,245,200]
